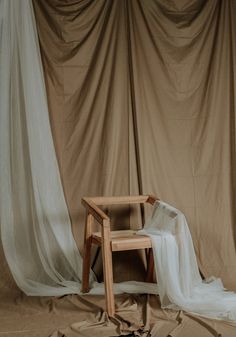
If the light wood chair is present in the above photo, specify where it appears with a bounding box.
[81,195,158,316]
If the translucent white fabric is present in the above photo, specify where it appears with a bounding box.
[0,0,89,296]
[139,201,236,321]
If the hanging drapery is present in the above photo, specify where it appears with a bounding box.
[33,0,236,290]
[0,0,87,296]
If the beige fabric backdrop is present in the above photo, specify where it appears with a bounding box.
[33,0,236,289]
[1,0,236,336]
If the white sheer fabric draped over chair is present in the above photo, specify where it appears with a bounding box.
[140,201,236,321]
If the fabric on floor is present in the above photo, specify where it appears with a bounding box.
[1,291,236,337]
[1,241,236,336]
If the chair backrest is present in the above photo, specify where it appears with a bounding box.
[81,195,159,226]
[83,195,158,206]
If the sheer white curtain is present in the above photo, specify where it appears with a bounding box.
[0,0,90,296]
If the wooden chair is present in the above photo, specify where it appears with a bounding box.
[81,195,158,316]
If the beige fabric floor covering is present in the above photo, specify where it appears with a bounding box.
[1,245,236,337]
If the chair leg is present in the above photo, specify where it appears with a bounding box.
[146,248,155,283]
[101,224,115,316]
[82,213,93,293]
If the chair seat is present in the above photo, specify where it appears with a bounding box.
[92,229,152,251]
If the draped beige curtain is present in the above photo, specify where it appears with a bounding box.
[33,0,236,290]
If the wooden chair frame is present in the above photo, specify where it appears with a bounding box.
[81,195,158,316]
